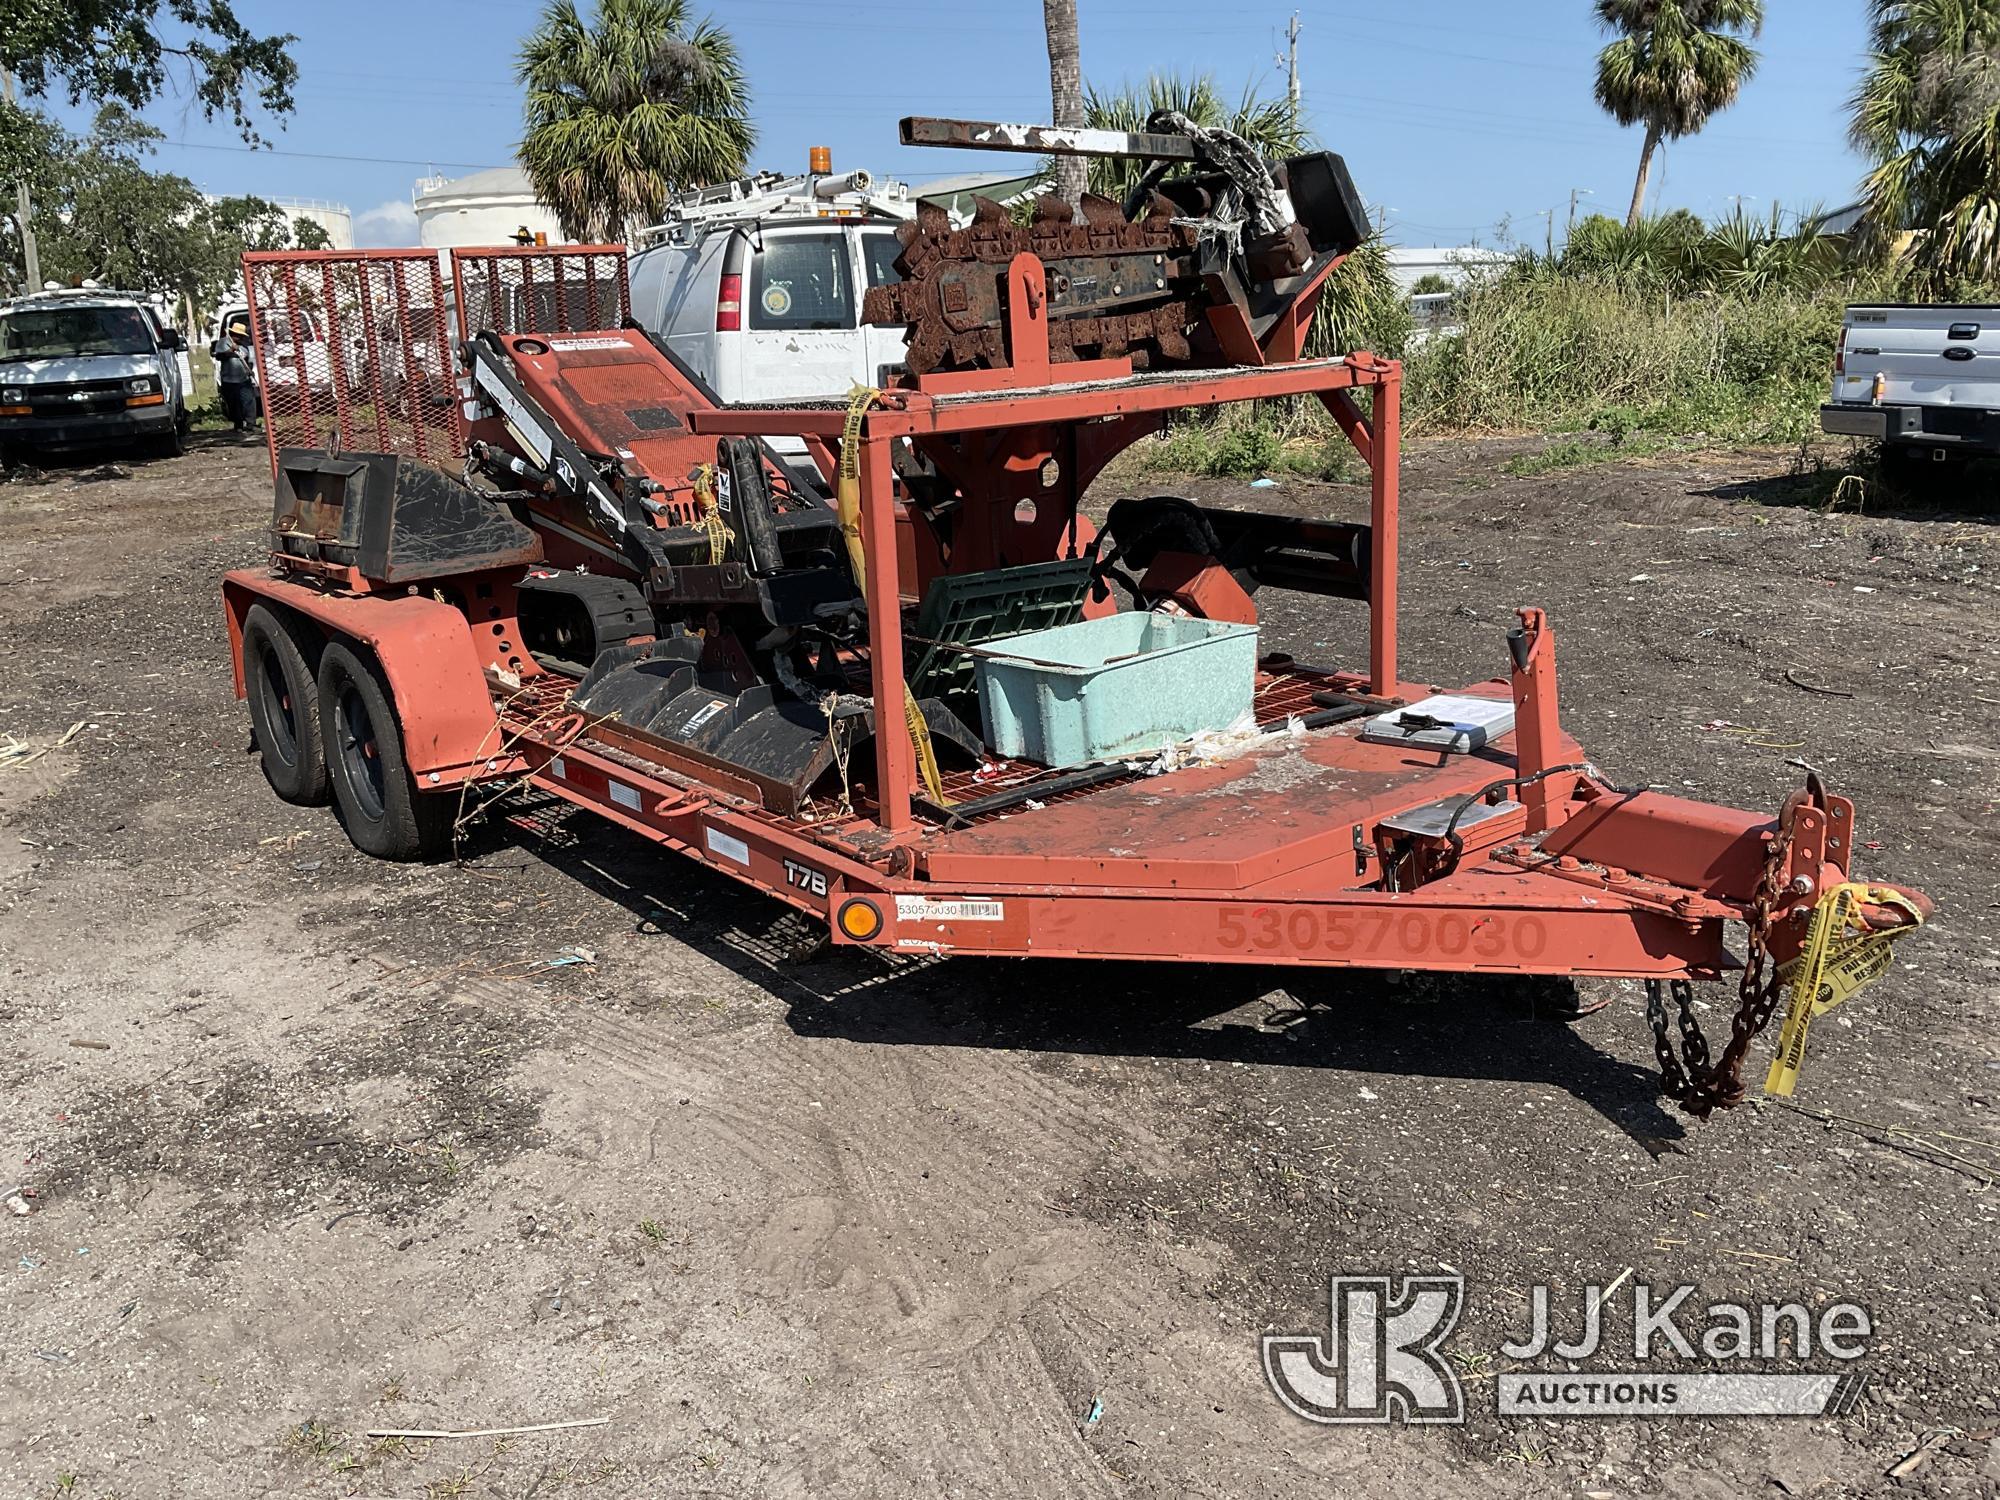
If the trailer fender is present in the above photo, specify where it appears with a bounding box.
[223,570,508,778]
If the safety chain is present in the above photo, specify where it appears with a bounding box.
[1645,791,1801,1118]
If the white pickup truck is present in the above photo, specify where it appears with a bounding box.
[1822,303,2000,488]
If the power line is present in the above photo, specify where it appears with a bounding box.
[163,140,504,170]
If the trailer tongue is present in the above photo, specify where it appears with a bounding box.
[222,119,1928,1119]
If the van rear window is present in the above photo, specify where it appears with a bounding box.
[862,234,903,288]
[751,232,852,330]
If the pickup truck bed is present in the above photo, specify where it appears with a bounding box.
[1823,304,2000,481]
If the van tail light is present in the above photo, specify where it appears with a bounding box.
[1834,326,1847,377]
[716,273,742,332]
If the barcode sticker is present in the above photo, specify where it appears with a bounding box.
[895,896,1005,923]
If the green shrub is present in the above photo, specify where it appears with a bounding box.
[1277,435,1362,482]
[1208,422,1282,476]
[1142,415,1282,477]
[1394,269,1857,442]
[1135,212,1885,461]
[1138,417,1364,483]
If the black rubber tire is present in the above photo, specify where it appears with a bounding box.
[316,639,453,861]
[243,604,328,805]
[151,422,186,458]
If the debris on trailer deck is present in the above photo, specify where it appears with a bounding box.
[1140,712,1304,776]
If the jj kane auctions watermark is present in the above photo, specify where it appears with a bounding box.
[1264,1275,1873,1423]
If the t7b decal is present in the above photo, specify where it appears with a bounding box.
[783,859,828,898]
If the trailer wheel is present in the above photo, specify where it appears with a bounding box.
[317,640,453,861]
[243,604,328,805]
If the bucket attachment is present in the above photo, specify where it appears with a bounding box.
[575,637,983,814]
[271,448,541,583]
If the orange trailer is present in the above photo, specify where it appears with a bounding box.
[221,229,1927,1120]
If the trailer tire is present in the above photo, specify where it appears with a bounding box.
[317,639,453,861]
[243,604,329,805]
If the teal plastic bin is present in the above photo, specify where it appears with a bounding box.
[975,611,1259,768]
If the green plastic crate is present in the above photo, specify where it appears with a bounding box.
[975,611,1258,768]
[905,559,1092,715]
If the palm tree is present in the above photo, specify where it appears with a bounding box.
[1081,73,1309,205]
[1851,0,2000,289]
[1043,0,1086,210]
[517,0,753,243]
[1593,0,1763,229]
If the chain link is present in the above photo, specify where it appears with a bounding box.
[1645,789,1803,1118]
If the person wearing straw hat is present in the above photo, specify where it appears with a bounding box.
[209,316,259,434]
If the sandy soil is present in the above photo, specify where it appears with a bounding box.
[1,430,1996,1499]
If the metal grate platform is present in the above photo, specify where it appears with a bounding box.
[495,660,1381,838]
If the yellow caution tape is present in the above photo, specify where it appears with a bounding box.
[1764,882,1926,1096]
[693,463,732,566]
[835,385,948,807]
[836,385,880,585]
[903,694,950,807]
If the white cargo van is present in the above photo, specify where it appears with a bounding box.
[1822,302,2000,491]
[628,164,921,420]
[0,287,191,460]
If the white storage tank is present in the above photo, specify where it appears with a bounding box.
[413,168,564,250]
[271,198,354,250]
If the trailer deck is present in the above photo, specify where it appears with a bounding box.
[471,646,1731,983]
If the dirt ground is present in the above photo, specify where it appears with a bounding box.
[1,430,1996,1499]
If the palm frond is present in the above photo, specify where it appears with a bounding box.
[1594,0,1763,140]
[516,0,754,241]
[1078,71,1309,201]
[1849,0,2000,287]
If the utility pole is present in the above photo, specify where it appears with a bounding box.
[1,67,42,293]
[1566,187,1593,242]
[1283,12,1301,109]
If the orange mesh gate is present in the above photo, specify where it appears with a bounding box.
[241,249,463,475]
[449,246,631,342]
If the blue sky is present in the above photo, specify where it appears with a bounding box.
[33,0,1878,247]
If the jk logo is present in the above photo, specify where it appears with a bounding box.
[1262,1276,1466,1424]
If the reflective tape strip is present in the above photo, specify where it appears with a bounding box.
[705,827,750,865]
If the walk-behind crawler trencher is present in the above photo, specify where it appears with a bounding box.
[221,116,1929,1118]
